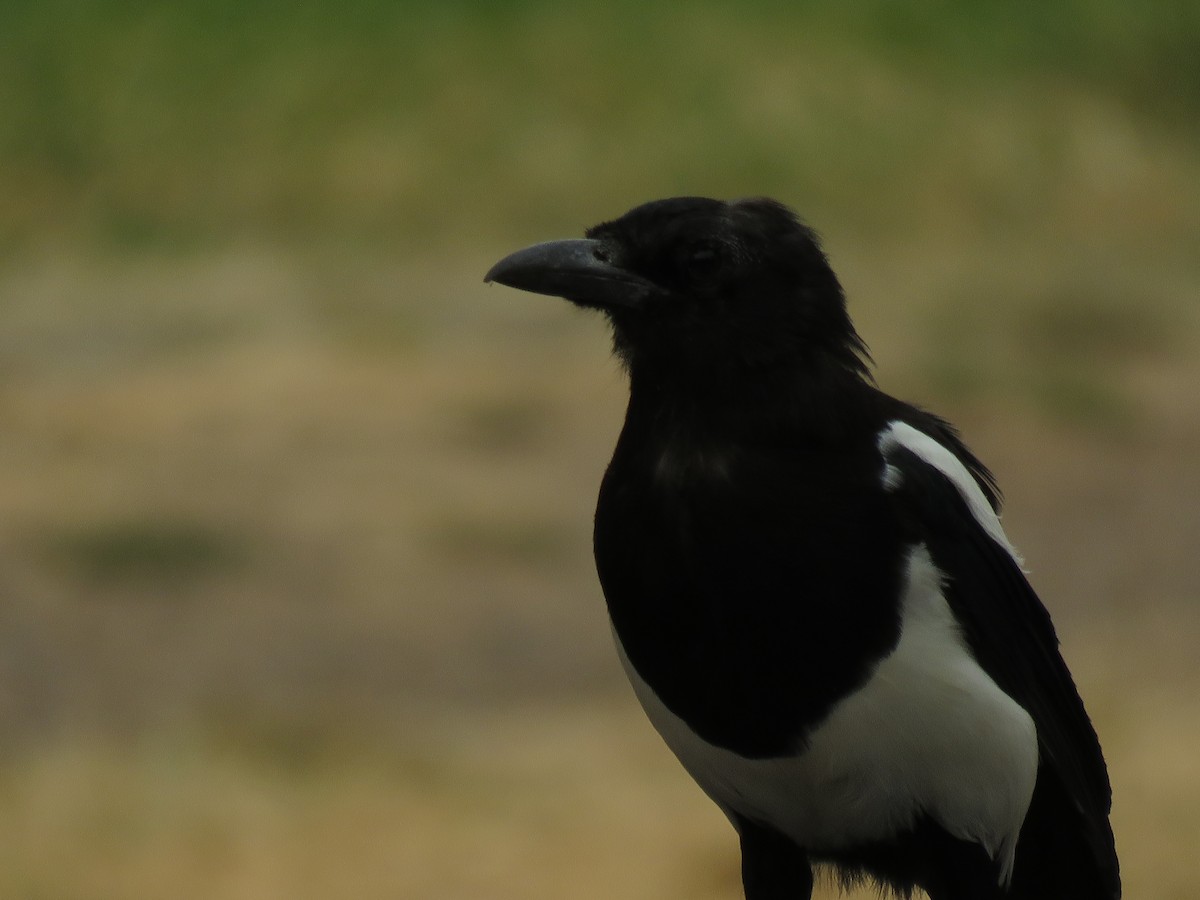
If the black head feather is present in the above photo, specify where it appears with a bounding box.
[581,197,871,380]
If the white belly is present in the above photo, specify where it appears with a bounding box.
[614,544,1038,883]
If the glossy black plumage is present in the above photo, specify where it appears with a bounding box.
[485,197,1119,900]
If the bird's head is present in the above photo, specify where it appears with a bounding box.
[485,197,870,382]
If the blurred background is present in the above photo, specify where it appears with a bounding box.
[1,2,1198,897]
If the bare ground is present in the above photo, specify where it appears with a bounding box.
[0,242,1197,898]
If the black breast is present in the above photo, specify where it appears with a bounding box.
[595,427,907,759]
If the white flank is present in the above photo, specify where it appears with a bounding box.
[615,545,1038,885]
[876,420,1024,568]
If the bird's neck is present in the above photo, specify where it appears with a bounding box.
[621,355,874,454]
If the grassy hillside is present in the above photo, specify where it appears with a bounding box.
[2,1,1198,251]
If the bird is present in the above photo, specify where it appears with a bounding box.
[484,197,1120,900]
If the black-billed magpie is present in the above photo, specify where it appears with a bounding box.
[485,197,1120,900]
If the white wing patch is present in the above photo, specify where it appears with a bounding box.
[877,420,1024,568]
[614,545,1038,885]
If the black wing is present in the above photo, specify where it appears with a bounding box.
[881,438,1119,893]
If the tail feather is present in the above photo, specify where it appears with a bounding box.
[1009,766,1120,900]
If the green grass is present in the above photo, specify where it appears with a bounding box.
[2,1,1197,253]
[42,519,247,586]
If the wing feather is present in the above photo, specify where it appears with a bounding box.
[879,431,1118,888]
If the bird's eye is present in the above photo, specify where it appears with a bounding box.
[686,243,723,280]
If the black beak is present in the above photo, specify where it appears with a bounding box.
[484,239,662,310]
